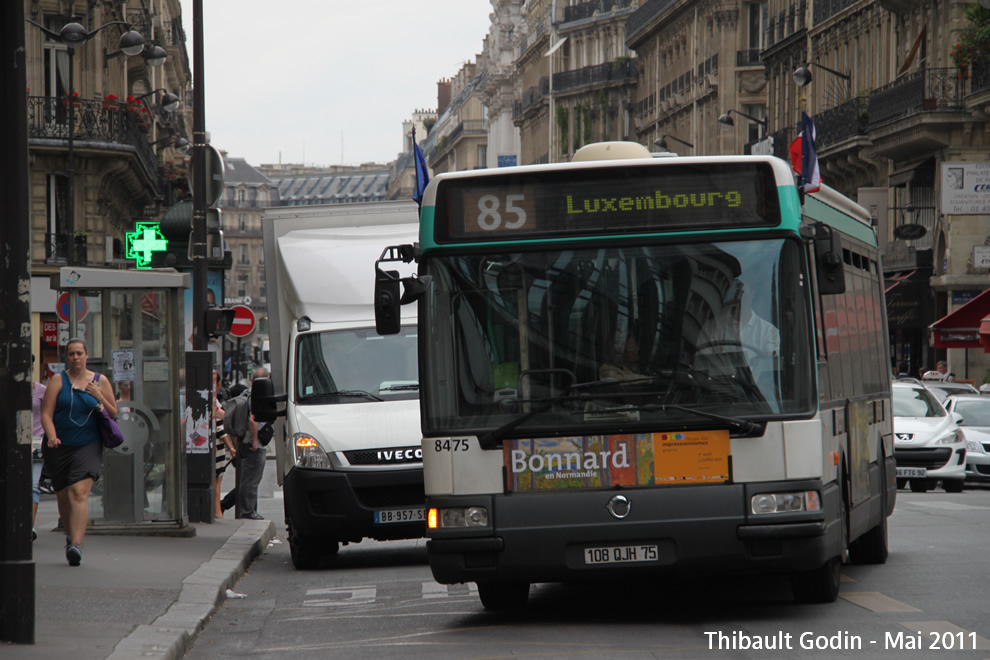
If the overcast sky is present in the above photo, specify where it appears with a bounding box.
[181,1,493,167]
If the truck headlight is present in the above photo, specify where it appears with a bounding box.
[751,490,821,515]
[427,506,489,529]
[293,433,332,469]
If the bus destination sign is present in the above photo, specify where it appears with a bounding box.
[434,162,780,242]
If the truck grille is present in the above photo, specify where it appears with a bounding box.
[353,484,426,509]
[344,447,422,466]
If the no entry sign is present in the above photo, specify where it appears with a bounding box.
[228,304,256,338]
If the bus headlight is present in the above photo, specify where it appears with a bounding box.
[751,491,821,515]
[427,506,489,529]
[293,434,332,469]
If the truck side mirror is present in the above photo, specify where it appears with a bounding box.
[251,377,286,423]
[375,268,402,335]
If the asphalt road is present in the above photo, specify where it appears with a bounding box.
[186,481,990,660]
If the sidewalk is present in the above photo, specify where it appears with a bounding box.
[3,461,279,660]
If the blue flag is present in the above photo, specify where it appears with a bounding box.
[412,128,430,205]
[800,111,821,193]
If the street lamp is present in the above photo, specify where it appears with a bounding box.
[25,19,146,265]
[152,136,191,154]
[137,88,181,113]
[793,62,851,88]
[654,134,694,152]
[718,108,768,128]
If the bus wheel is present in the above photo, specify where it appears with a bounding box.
[791,556,841,603]
[910,479,933,493]
[848,509,888,564]
[477,581,530,610]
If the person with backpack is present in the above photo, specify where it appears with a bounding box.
[220,368,270,519]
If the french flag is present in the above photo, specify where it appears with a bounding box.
[788,111,822,193]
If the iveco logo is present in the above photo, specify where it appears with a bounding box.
[375,448,422,462]
[895,433,914,442]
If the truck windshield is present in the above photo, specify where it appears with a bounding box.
[420,238,814,436]
[295,326,419,403]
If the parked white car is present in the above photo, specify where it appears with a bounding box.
[892,380,967,493]
[942,394,990,484]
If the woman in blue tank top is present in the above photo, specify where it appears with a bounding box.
[41,338,117,566]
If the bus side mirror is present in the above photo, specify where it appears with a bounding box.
[813,223,846,295]
[250,377,286,423]
[375,268,402,335]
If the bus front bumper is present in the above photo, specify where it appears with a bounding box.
[425,479,839,585]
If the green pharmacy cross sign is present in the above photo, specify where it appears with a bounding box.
[126,222,168,269]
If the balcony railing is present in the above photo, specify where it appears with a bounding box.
[813,96,869,149]
[814,0,858,25]
[972,57,990,96]
[44,233,87,266]
[27,96,159,192]
[626,0,679,42]
[562,0,634,23]
[736,49,762,67]
[868,68,966,127]
[552,59,637,94]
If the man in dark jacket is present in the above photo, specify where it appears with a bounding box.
[220,368,269,519]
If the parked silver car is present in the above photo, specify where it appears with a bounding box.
[942,394,990,484]
[892,380,967,492]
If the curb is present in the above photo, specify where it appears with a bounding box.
[106,519,276,659]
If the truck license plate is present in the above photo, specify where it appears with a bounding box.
[374,508,426,524]
[584,544,659,565]
[896,467,927,478]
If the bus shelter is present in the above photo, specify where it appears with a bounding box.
[53,267,190,532]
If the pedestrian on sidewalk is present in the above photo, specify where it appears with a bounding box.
[41,338,117,566]
[213,371,236,520]
[220,367,269,520]
[31,356,48,541]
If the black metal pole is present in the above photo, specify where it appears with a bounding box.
[66,46,75,266]
[185,0,214,523]
[192,0,207,351]
[0,0,36,644]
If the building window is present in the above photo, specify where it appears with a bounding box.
[239,213,247,230]
[743,104,766,143]
[46,173,68,259]
[238,189,246,205]
[748,3,768,51]
[238,244,249,264]
[478,144,488,169]
[237,273,248,297]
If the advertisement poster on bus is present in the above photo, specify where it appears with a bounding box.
[504,430,730,491]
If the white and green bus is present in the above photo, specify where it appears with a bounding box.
[375,142,895,609]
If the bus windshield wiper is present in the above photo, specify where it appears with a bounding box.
[649,403,761,434]
[379,383,419,391]
[333,389,384,402]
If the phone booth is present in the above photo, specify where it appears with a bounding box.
[53,267,190,531]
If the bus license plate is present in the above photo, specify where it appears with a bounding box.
[896,467,927,478]
[584,544,659,565]
[374,508,426,524]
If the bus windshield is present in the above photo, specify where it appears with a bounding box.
[295,326,419,403]
[421,237,814,436]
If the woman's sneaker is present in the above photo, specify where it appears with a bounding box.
[65,543,82,566]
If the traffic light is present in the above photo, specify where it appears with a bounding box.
[205,307,236,337]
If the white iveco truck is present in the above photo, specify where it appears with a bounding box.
[252,201,424,569]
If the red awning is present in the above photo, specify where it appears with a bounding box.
[931,289,990,348]
[980,316,990,353]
